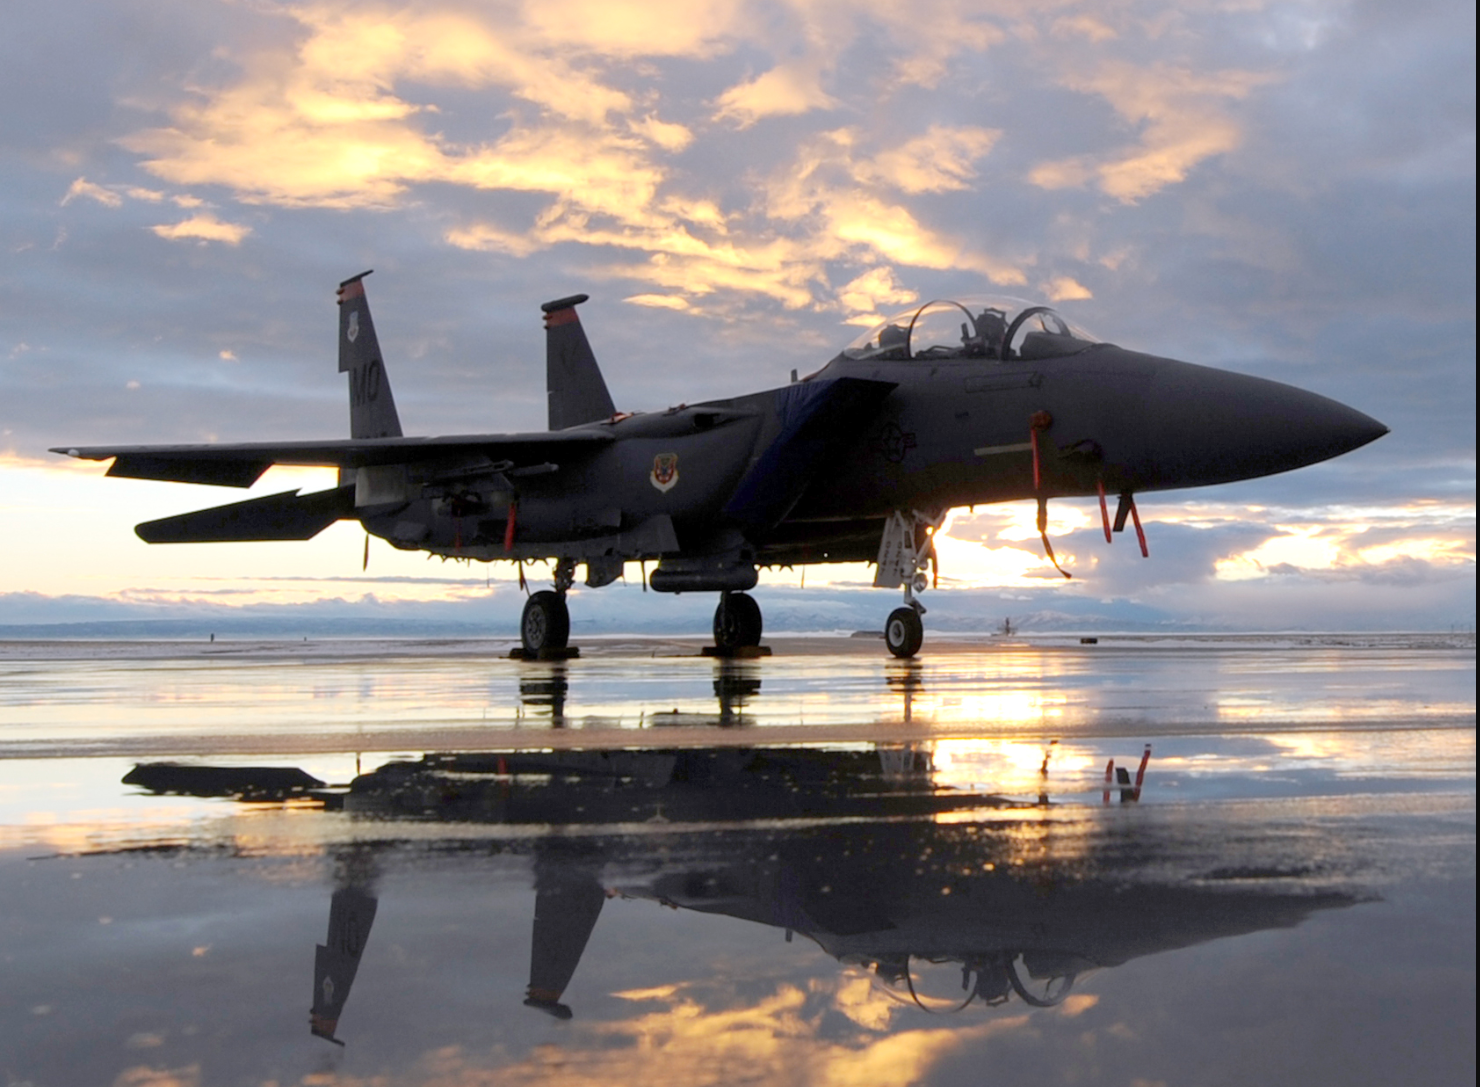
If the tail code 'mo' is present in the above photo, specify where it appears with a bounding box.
[337,271,403,440]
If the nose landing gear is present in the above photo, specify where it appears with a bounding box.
[875,509,945,659]
[885,606,924,659]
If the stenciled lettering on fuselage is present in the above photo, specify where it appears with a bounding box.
[346,310,360,343]
[350,359,382,406]
[650,452,679,493]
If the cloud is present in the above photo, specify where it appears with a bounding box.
[60,177,122,207]
[1044,276,1092,301]
[150,214,251,245]
[111,1066,199,1087]
[396,976,1030,1087]
[624,293,692,311]
[1214,518,1477,583]
[107,2,1032,311]
[853,125,1001,195]
[4,0,1472,632]
[1052,14,1117,43]
[1030,62,1273,202]
[445,118,1018,310]
[937,496,1477,601]
[628,114,695,152]
[714,59,838,126]
[120,4,644,209]
[760,129,1028,289]
[523,0,746,57]
[836,267,918,320]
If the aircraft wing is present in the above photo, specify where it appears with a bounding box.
[51,431,614,488]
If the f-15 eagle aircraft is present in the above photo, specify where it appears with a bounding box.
[54,272,1387,657]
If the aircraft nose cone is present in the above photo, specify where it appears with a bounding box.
[1136,362,1388,488]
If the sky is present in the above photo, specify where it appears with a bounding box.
[0,0,1473,634]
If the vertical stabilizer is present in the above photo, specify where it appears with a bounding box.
[310,885,379,1043]
[337,272,403,439]
[525,861,606,1019]
[543,294,615,431]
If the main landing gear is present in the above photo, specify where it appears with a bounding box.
[713,591,763,652]
[519,558,575,655]
[520,591,570,653]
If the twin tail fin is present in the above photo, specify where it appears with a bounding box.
[543,294,615,430]
[338,271,403,440]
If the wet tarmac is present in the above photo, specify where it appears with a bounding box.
[0,635,1473,1086]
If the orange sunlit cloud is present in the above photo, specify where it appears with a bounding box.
[1029,61,1271,202]
[3,0,1467,636]
[385,976,1032,1086]
[104,1,1199,313]
[714,58,840,125]
[150,214,252,245]
[1216,523,1476,581]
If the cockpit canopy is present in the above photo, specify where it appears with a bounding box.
[842,297,1100,363]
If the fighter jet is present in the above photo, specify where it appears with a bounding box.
[53,273,1388,657]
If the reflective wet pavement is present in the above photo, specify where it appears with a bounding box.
[0,635,1473,1086]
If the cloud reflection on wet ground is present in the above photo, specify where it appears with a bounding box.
[0,635,1472,1085]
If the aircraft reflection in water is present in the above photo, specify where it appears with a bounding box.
[516,660,762,728]
[294,745,1352,1042]
[120,667,1354,1044]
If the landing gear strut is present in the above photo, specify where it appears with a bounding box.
[875,509,946,659]
[520,558,576,654]
[713,591,763,651]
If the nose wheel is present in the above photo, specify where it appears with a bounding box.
[521,590,571,653]
[885,607,924,659]
[713,591,763,651]
[875,509,945,659]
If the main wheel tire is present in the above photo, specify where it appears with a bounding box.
[885,607,924,659]
[521,591,570,652]
[713,592,763,650]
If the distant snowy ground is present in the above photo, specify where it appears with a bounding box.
[3,574,1474,640]
[0,631,1473,660]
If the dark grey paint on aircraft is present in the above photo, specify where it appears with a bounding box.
[54,275,1387,656]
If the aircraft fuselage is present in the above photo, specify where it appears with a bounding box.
[54,282,1388,656]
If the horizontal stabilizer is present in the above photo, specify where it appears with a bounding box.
[53,430,614,487]
[122,763,325,799]
[136,485,356,543]
[724,377,896,532]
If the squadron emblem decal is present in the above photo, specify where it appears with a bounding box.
[873,421,917,463]
[650,453,679,493]
[346,310,360,343]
